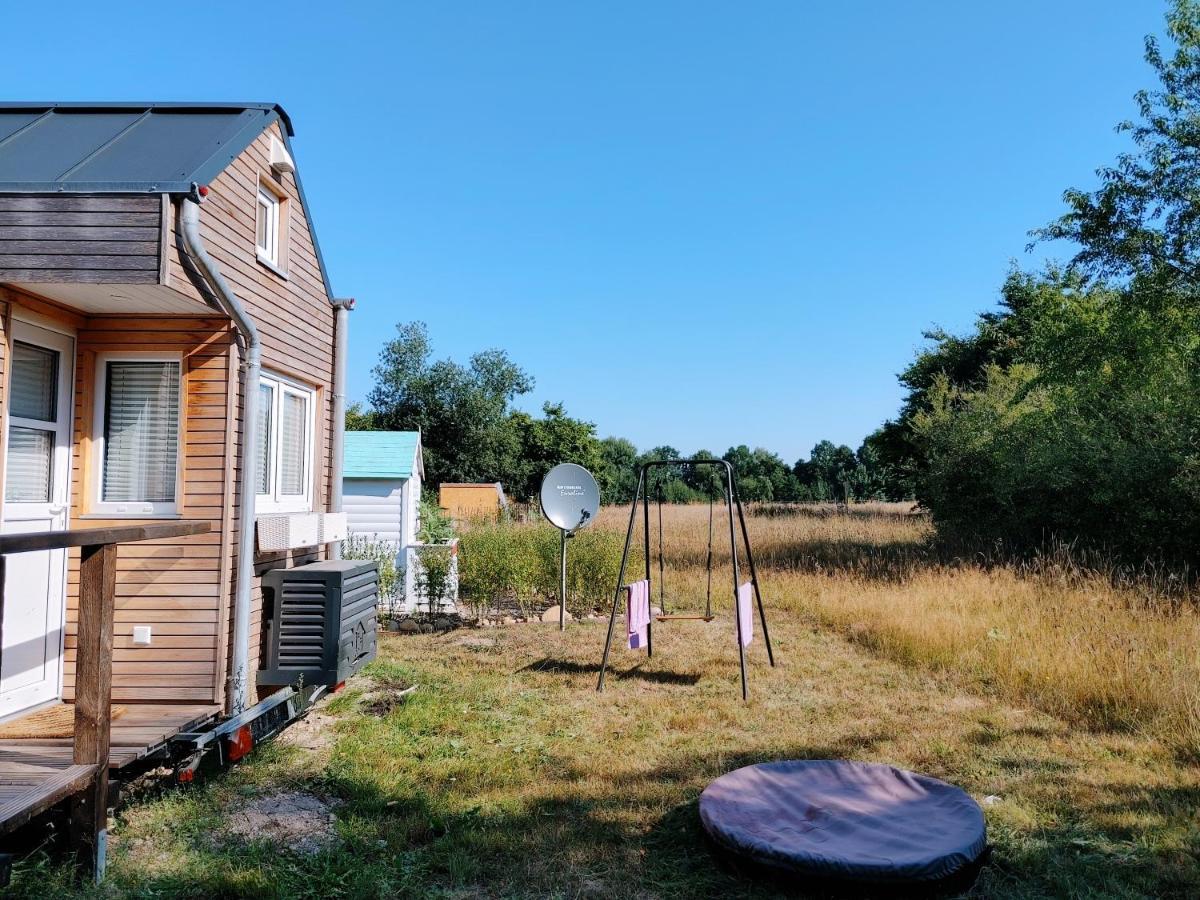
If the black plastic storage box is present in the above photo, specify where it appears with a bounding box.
[258,560,380,688]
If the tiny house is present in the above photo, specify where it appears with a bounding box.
[0,102,369,875]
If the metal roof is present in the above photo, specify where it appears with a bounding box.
[0,103,293,193]
[344,431,423,480]
[0,102,336,300]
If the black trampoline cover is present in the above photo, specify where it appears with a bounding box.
[699,760,987,884]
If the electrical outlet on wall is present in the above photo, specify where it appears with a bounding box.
[132,625,152,646]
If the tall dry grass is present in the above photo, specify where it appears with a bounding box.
[593,501,1200,753]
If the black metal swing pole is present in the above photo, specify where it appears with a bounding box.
[657,486,666,616]
[598,469,645,692]
[705,491,714,619]
[732,472,776,667]
[643,466,653,657]
[724,462,749,701]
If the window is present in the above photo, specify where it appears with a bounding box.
[5,341,59,503]
[256,184,280,266]
[93,354,182,515]
[256,372,315,513]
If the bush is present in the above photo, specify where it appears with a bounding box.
[457,520,628,618]
[457,522,539,619]
[343,533,402,621]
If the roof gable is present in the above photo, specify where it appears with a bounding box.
[344,431,423,480]
[0,103,289,193]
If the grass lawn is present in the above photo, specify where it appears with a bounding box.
[12,617,1200,898]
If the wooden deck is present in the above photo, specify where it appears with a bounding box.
[0,703,219,836]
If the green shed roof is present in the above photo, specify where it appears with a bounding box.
[343,431,422,480]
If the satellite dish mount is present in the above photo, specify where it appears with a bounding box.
[539,463,601,631]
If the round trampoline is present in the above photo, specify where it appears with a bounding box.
[699,760,987,891]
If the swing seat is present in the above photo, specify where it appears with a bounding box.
[655,614,716,622]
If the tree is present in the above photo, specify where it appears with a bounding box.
[345,401,380,431]
[796,440,857,501]
[597,437,639,504]
[510,402,603,501]
[722,445,800,501]
[366,321,533,489]
[1037,0,1200,290]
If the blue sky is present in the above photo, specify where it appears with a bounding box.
[0,1,1168,463]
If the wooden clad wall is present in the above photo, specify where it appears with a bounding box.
[62,316,236,703]
[0,195,163,284]
[165,121,337,697]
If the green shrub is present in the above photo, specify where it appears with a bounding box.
[457,521,629,618]
[343,533,402,620]
[457,522,539,619]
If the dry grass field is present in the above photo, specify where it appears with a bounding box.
[598,502,1200,755]
[8,503,1199,898]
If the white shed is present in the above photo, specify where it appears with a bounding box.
[343,429,424,555]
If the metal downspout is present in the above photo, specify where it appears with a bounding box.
[329,299,354,560]
[179,186,261,714]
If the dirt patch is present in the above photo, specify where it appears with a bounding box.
[359,678,417,717]
[277,708,339,757]
[223,789,340,856]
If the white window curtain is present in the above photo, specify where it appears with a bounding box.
[5,427,52,502]
[257,372,314,512]
[102,361,181,503]
[256,383,274,494]
[280,392,307,496]
[5,341,59,503]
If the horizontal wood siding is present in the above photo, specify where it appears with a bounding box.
[165,122,336,701]
[0,195,163,284]
[62,316,235,703]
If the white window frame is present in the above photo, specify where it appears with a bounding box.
[256,371,316,515]
[91,351,184,518]
[256,184,280,267]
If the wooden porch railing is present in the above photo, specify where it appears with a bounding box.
[0,521,210,882]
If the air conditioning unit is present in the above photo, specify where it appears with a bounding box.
[258,560,379,689]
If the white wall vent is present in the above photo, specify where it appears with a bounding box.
[269,136,295,175]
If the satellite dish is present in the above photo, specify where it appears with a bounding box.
[540,463,601,632]
[540,463,600,533]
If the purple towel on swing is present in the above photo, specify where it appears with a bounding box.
[627,579,650,650]
[737,582,753,647]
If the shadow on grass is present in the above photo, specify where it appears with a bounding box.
[517,656,703,685]
[660,539,936,582]
[10,734,1200,899]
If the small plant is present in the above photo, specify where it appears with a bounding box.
[343,533,403,624]
[414,544,455,618]
[418,497,456,544]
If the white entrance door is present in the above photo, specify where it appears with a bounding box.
[0,320,74,720]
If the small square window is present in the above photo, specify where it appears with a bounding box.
[256,185,280,266]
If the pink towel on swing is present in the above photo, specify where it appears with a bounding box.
[627,579,651,650]
[736,582,754,648]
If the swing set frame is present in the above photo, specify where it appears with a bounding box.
[597,459,776,701]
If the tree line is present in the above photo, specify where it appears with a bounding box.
[350,1,1200,565]
[867,0,1200,564]
[347,321,896,505]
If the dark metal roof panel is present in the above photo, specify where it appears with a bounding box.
[0,103,287,193]
[0,101,336,301]
[0,112,144,182]
[0,110,46,144]
[66,108,263,184]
